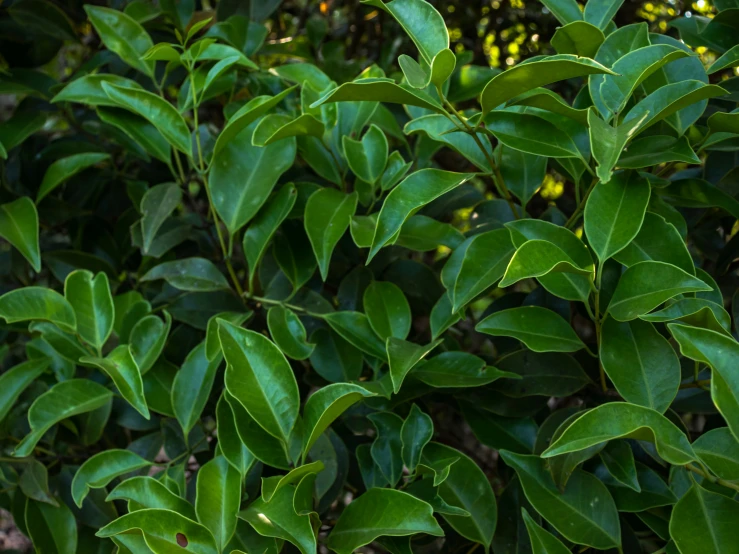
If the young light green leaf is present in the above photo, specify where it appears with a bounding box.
[369,169,474,262]
[326,488,444,554]
[0,197,41,272]
[37,153,110,203]
[542,403,696,465]
[607,261,711,321]
[220,320,300,443]
[480,54,615,116]
[305,189,358,280]
[343,124,388,185]
[421,442,497,548]
[387,337,442,394]
[195,456,241,551]
[102,83,191,155]
[71,449,151,507]
[210,118,296,235]
[84,6,155,77]
[96,508,218,552]
[267,306,315,360]
[584,171,650,262]
[500,450,620,549]
[476,306,585,353]
[80,345,149,418]
[141,257,229,291]
[600,317,679,413]
[64,270,114,351]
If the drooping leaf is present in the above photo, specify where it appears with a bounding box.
[304,189,358,280]
[323,311,387,360]
[692,428,739,481]
[139,182,182,255]
[499,239,593,288]
[363,281,412,341]
[84,6,155,76]
[343,124,388,185]
[171,341,222,435]
[0,359,49,423]
[71,449,151,507]
[106,476,196,518]
[0,197,41,272]
[64,270,114,351]
[267,306,315,360]
[37,153,110,203]
[387,337,442,394]
[195,456,241,551]
[412,351,516,388]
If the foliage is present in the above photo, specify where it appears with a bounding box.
[0,0,738,553]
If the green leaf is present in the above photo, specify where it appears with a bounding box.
[25,499,77,554]
[308,328,363,383]
[106,476,196,518]
[641,298,731,336]
[327,488,443,554]
[584,171,650,262]
[369,412,404,486]
[442,229,515,312]
[541,403,696,465]
[261,461,324,503]
[592,45,690,121]
[274,222,317,291]
[500,450,620,549]
[19,460,57,507]
[521,507,571,554]
[213,87,298,158]
[84,6,155,77]
[216,394,256,477]
[139,182,182,255]
[362,0,448,63]
[476,306,585,353]
[220,320,300,443]
[668,324,739,442]
[421,442,497,549]
[584,0,625,29]
[96,508,218,553]
[244,184,297,287]
[0,111,46,151]
[484,111,586,160]
[71,449,151,507]
[211,118,296,234]
[659,178,739,221]
[51,74,143,107]
[131,311,172,373]
[172,341,222,435]
[498,146,547,205]
[607,462,676,512]
[80,345,149,418]
[551,21,605,57]
[508,87,589,126]
[412,351,516,388]
[0,359,49,422]
[14,379,113,456]
[304,189,358,281]
[344,124,388,185]
[400,404,433,473]
[494,350,589,398]
[239,485,316,554]
[669,481,739,554]
[600,317,679,413]
[395,215,465,252]
[102,83,191,155]
[399,55,430,88]
[462,402,537,453]
[538,0,584,24]
[480,54,614,116]
[387,337,442,394]
[0,287,76,333]
[599,440,640,492]
[613,212,694,275]
[267,306,314,360]
[97,106,172,164]
[588,109,648,183]
[499,239,594,288]
[363,281,412,341]
[607,261,711,321]
[141,257,229,292]
[618,135,700,169]
[302,382,375,457]
[430,48,457,86]
[692,428,739,481]
[195,456,240,551]
[0,197,41,272]
[37,153,110,203]
[323,311,387,360]
[311,78,444,113]
[64,270,114,351]
[369,169,474,262]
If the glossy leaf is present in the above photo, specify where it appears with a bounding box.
[171,341,222,435]
[0,197,41,272]
[521,508,571,554]
[0,359,49,423]
[141,257,229,291]
[267,306,314,360]
[476,306,585,352]
[84,6,154,76]
[304,189,358,280]
[64,270,114,351]
[195,456,240,551]
[323,311,387,360]
[388,337,442,394]
[37,153,110,203]
[72,449,151,507]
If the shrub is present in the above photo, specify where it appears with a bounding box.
[0,0,738,552]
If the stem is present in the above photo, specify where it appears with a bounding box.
[594,261,607,392]
[188,66,244,297]
[686,463,739,492]
[679,379,711,390]
[565,176,599,229]
[436,86,520,219]
[245,293,323,318]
